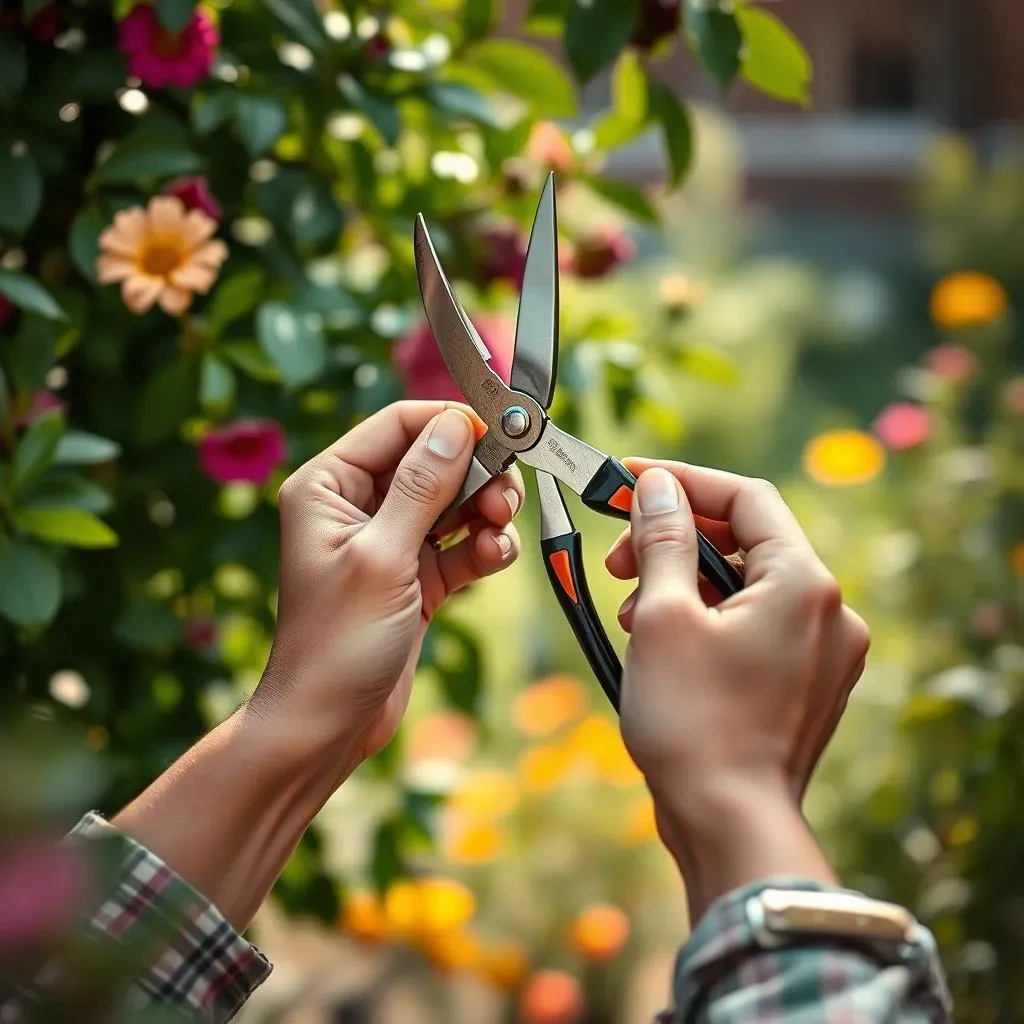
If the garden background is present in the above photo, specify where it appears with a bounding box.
[1,0,1022,1022]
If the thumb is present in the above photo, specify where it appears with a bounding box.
[630,468,702,605]
[366,408,475,559]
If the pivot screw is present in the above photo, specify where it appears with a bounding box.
[502,406,530,439]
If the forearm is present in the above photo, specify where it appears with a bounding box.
[651,774,836,926]
[112,703,359,932]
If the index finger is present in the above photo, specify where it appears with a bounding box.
[326,400,486,475]
[622,458,814,561]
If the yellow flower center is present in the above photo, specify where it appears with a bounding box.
[140,241,183,277]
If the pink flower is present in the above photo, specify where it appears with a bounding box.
[476,222,527,289]
[118,4,219,90]
[972,602,1005,639]
[0,841,92,952]
[19,390,66,428]
[872,402,932,451]
[26,3,59,41]
[926,343,977,383]
[0,293,12,331]
[364,34,391,59]
[199,419,287,485]
[394,314,513,403]
[184,615,217,649]
[570,226,636,279]
[163,177,222,222]
[1004,377,1024,416]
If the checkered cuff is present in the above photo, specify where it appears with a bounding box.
[0,812,273,1023]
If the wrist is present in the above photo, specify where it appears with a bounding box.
[649,772,838,926]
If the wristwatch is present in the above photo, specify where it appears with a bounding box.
[746,887,934,957]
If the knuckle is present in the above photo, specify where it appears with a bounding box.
[346,532,393,578]
[391,461,443,506]
[801,565,842,614]
[633,589,694,635]
[845,608,872,660]
[637,517,694,555]
[750,476,782,503]
[276,468,308,511]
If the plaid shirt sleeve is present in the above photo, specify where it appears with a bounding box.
[654,878,953,1023]
[0,812,272,1023]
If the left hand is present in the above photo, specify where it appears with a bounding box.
[248,401,524,766]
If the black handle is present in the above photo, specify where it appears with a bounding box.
[542,531,622,712]
[580,456,744,598]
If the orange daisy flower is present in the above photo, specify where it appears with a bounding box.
[95,195,228,316]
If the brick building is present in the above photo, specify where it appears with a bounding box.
[503,0,1024,215]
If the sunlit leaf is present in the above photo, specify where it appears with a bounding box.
[205,266,267,337]
[14,412,64,486]
[0,270,66,321]
[685,0,742,89]
[736,3,811,106]
[463,39,577,118]
[12,507,119,549]
[54,432,121,466]
[581,175,657,222]
[235,95,289,157]
[260,0,328,50]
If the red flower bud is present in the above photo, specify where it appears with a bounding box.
[631,0,680,50]
[26,3,60,42]
[163,177,222,222]
[570,227,636,279]
[476,222,528,289]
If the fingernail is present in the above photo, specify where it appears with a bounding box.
[426,410,472,459]
[637,468,679,515]
[606,529,630,559]
[503,487,520,517]
[494,531,512,558]
[618,591,637,617]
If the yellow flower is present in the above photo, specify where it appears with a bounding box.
[930,271,1008,329]
[421,928,479,974]
[340,891,389,945]
[513,675,587,737]
[383,876,477,943]
[449,769,519,819]
[803,430,885,487]
[383,879,421,940]
[446,820,508,865]
[95,195,228,316]
[518,742,575,794]
[475,940,529,991]
[566,714,642,786]
[569,903,631,963]
[621,796,659,845]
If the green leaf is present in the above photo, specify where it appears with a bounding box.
[260,0,327,51]
[137,360,199,446]
[581,175,657,222]
[463,40,577,118]
[235,95,288,157]
[0,153,42,236]
[525,0,570,35]
[424,82,498,127]
[154,0,194,33]
[675,343,739,385]
[649,82,693,186]
[22,0,54,17]
[736,3,811,106]
[464,0,496,39]
[427,617,483,717]
[370,818,403,895]
[14,412,63,485]
[68,52,127,98]
[565,0,638,84]
[7,317,56,393]
[91,127,201,186]
[0,270,66,321]
[0,366,6,428]
[403,788,444,844]
[68,207,106,284]
[193,91,237,135]
[257,302,326,389]
[220,342,280,382]
[200,355,235,412]
[0,37,26,103]
[0,536,62,628]
[685,0,742,89]
[12,507,119,549]
[592,49,649,149]
[205,266,266,336]
[337,76,400,146]
[19,475,113,515]
[54,432,121,466]
[114,600,181,651]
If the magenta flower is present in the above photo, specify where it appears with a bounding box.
[925,343,977,383]
[570,226,636,279]
[19,390,66,428]
[118,4,219,90]
[163,177,222,222]
[476,222,528,290]
[872,402,932,451]
[394,314,513,403]
[184,615,217,650]
[0,293,13,331]
[0,842,92,952]
[199,419,287,485]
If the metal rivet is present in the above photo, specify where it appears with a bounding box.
[501,406,530,439]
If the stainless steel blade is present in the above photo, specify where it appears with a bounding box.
[511,172,559,409]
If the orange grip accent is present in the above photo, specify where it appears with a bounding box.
[549,549,578,603]
[608,485,634,513]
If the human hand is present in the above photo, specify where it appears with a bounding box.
[250,401,523,767]
[605,461,869,916]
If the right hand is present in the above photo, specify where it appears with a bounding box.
[605,460,870,818]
